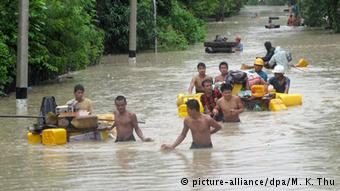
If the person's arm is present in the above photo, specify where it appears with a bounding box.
[161,119,190,150]
[284,77,290,94]
[212,99,221,115]
[209,117,221,134]
[88,100,93,114]
[262,48,275,62]
[188,77,196,94]
[231,97,244,114]
[200,96,210,115]
[132,113,152,142]
[268,54,276,66]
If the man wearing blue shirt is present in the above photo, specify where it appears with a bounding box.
[249,58,268,82]
[268,65,290,94]
[233,36,243,51]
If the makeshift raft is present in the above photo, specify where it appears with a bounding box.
[27,113,116,145]
[204,41,237,53]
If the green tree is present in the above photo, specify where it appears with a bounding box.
[0,0,104,94]
[300,0,340,32]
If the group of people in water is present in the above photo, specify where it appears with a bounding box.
[163,41,293,150]
[66,41,292,150]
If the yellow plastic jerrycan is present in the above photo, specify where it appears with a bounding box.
[269,99,287,111]
[276,93,302,106]
[251,85,265,97]
[176,94,185,106]
[232,84,242,96]
[27,132,41,144]
[42,128,67,145]
[177,98,204,118]
[295,58,309,67]
[176,93,203,106]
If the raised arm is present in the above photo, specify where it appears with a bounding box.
[188,77,196,94]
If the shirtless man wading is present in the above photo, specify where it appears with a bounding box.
[161,99,221,150]
[213,83,244,122]
[113,95,152,142]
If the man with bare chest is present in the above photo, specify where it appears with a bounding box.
[113,96,152,142]
[161,99,221,150]
[188,62,213,94]
[214,61,229,83]
[213,83,244,122]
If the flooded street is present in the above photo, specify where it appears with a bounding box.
[1,6,340,191]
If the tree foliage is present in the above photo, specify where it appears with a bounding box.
[0,0,104,94]
[300,0,340,32]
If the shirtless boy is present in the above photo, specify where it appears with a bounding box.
[113,95,152,142]
[188,62,213,94]
[161,99,221,150]
[214,61,229,83]
[213,83,244,122]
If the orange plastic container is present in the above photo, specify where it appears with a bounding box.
[251,85,265,97]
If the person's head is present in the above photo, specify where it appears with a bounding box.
[219,61,229,75]
[186,99,200,116]
[74,84,85,101]
[254,58,264,72]
[202,79,213,93]
[197,62,206,76]
[115,95,127,113]
[273,65,285,79]
[289,14,293,18]
[220,83,233,100]
[235,36,241,43]
[264,41,272,51]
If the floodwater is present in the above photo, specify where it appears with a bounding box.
[1,6,340,191]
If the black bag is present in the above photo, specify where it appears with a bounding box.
[225,70,248,85]
[38,96,57,126]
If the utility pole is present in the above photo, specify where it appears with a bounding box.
[153,0,157,53]
[16,0,29,113]
[128,0,137,63]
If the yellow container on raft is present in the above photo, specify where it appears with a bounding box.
[27,132,41,144]
[97,130,110,140]
[276,93,302,106]
[42,128,67,145]
[176,93,203,106]
[269,99,287,111]
[178,99,204,118]
[295,58,309,67]
[97,113,115,126]
[232,84,242,96]
[251,85,265,97]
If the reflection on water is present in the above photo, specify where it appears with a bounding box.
[1,5,340,191]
